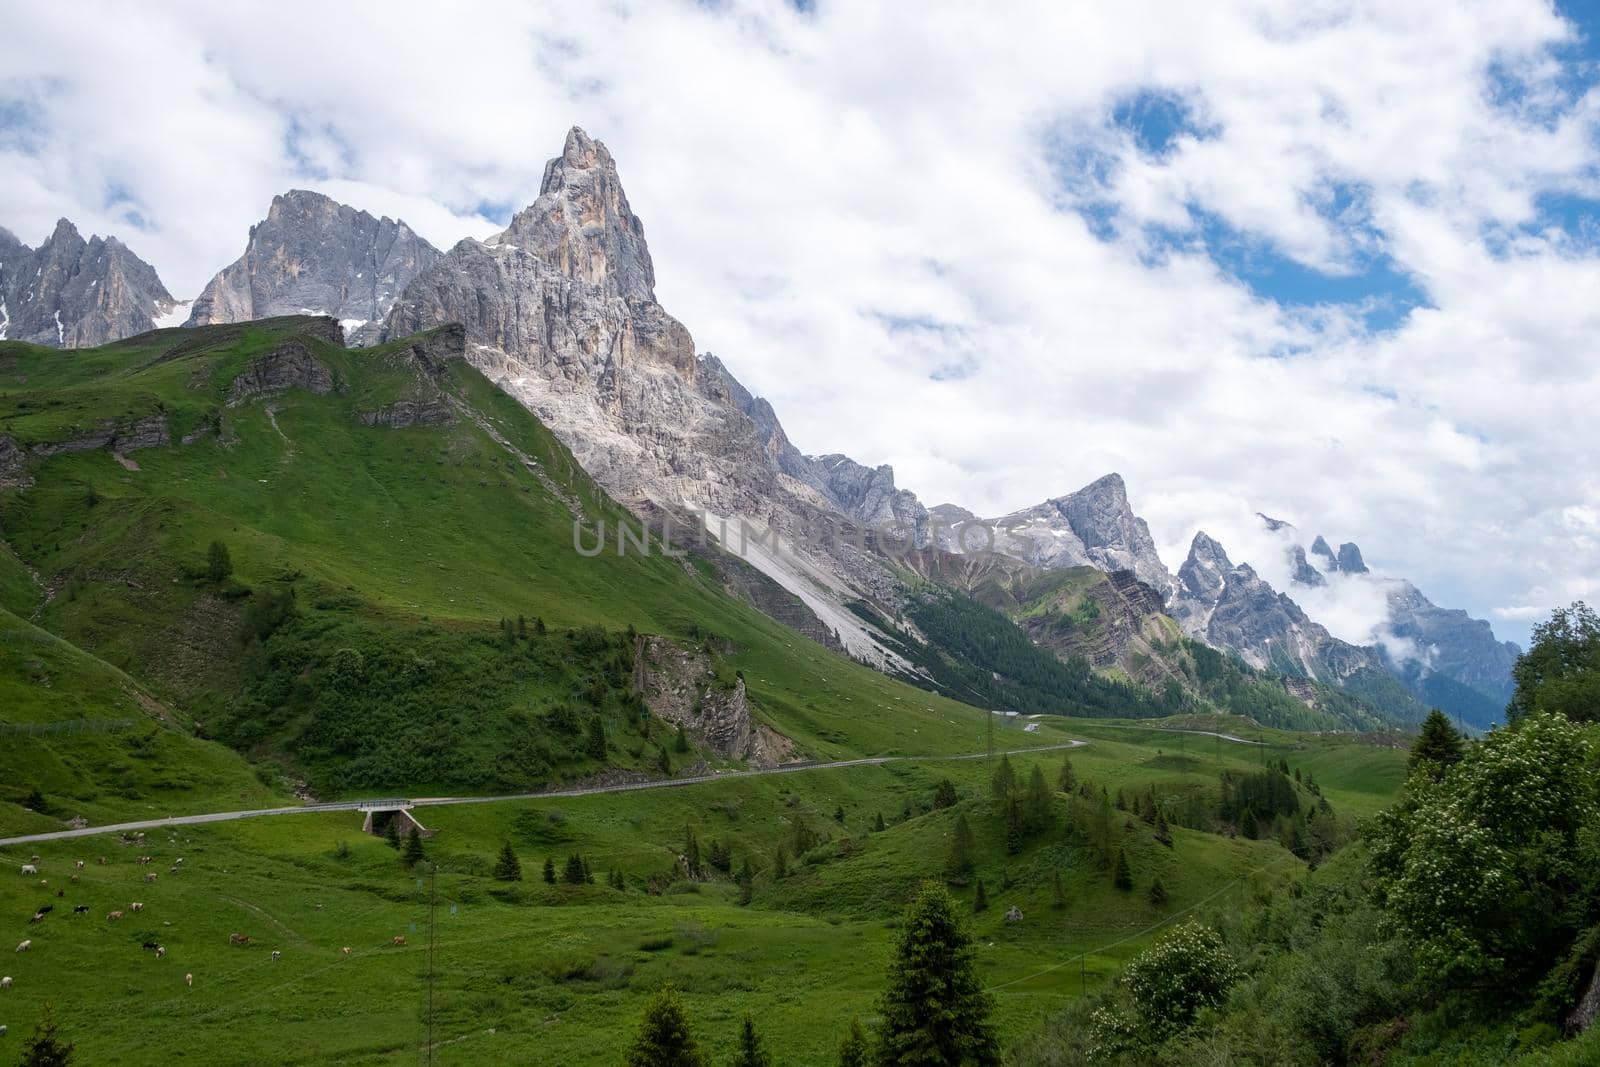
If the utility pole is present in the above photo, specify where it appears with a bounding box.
[426,862,438,1066]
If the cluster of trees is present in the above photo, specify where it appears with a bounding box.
[622,883,999,1066]
[1016,601,1600,1065]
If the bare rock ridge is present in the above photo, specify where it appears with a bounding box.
[632,635,793,767]
[0,219,180,347]
[187,190,439,344]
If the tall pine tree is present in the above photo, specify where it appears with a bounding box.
[17,1003,73,1067]
[876,883,1000,1066]
[492,842,522,882]
[944,812,976,886]
[837,1017,869,1067]
[1408,708,1465,778]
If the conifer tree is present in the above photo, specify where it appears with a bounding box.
[684,826,702,878]
[543,856,557,884]
[773,844,789,880]
[586,715,608,760]
[675,723,690,753]
[737,859,754,905]
[873,811,887,832]
[1025,764,1053,835]
[206,540,233,582]
[991,755,1016,805]
[17,1002,73,1067]
[876,883,999,1066]
[1154,808,1173,848]
[1408,708,1466,778]
[383,817,401,849]
[563,853,587,885]
[933,778,958,809]
[973,878,989,913]
[492,842,522,882]
[730,1015,772,1067]
[1052,869,1066,910]
[1113,849,1133,890]
[1148,878,1168,907]
[1004,796,1024,855]
[402,826,425,867]
[835,804,847,824]
[624,986,706,1067]
[1240,808,1260,840]
[1058,753,1076,792]
[836,1018,869,1067]
[944,812,976,885]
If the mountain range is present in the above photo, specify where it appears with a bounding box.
[0,127,1522,729]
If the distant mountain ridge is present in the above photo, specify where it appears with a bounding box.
[0,218,180,347]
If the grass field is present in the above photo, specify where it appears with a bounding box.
[0,721,1404,1063]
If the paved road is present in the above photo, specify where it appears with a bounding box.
[0,741,1087,848]
[1060,721,1266,745]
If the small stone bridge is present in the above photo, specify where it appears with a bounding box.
[356,799,434,838]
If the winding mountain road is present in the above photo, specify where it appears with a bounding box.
[0,740,1087,848]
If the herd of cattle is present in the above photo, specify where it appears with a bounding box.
[3,841,412,1035]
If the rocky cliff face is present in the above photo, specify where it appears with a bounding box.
[187,191,438,344]
[0,219,180,347]
[934,474,1173,597]
[632,635,794,766]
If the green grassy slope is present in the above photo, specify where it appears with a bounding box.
[0,719,1392,1064]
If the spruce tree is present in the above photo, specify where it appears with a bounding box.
[206,540,233,582]
[1154,809,1173,848]
[1058,753,1076,792]
[1240,808,1260,840]
[17,1002,74,1067]
[873,811,887,832]
[684,826,702,878]
[876,883,999,1066]
[1113,849,1133,890]
[675,723,690,753]
[1408,708,1465,778]
[973,878,989,913]
[773,845,789,880]
[1004,797,1024,855]
[492,842,522,882]
[944,812,976,886]
[991,755,1016,805]
[586,715,608,760]
[402,826,425,867]
[837,1017,869,1067]
[1148,878,1168,907]
[1052,869,1066,910]
[834,804,847,824]
[1025,764,1053,835]
[933,778,958,809]
[543,856,557,884]
[563,853,587,885]
[738,859,754,905]
[624,986,706,1067]
[383,817,401,849]
[730,1015,772,1067]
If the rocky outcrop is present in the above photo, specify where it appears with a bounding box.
[358,395,455,429]
[31,414,170,457]
[226,338,335,406]
[812,454,929,540]
[187,190,438,345]
[632,635,795,767]
[1290,546,1326,587]
[0,434,30,488]
[355,324,468,428]
[0,219,180,347]
[1019,568,1178,682]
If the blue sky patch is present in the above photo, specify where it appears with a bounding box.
[1110,88,1217,158]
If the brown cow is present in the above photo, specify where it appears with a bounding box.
[144,873,157,884]
[391,936,406,947]
[228,933,250,947]
[129,902,145,913]
[106,911,124,921]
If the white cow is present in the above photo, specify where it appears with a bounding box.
[184,972,193,987]
[1,975,11,988]
[14,941,29,953]
[19,865,36,876]
[129,902,145,913]
[270,950,281,962]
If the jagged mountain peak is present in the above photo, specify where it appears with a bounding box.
[1337,541,1369,574]
[0,215,175,347]
[186,189,439,341]
[499,126,656,305]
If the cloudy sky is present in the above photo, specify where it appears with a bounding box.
[5,0,1598,645]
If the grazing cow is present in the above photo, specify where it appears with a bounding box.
[36,906,52,916]
[169,867,178,874]
[138,856,152,866]
[341,946,351,956]
[144,873,157,884]
[68,875,78,884]
[107,910,124,921]
[18,865,36,876]
[227,933,250,947]
[28,855,38,864]
[1,976,11,989]
[28,913,43,925]
[74,861,84,870]
[129,903,145,913]
[142,941,159,951]
[270,950,281,962]
[155,946,165,958]
[14,941,29,953]
[97,857,107,865]
[72,905,89,915]
[391,936,406,947]
[185,972,193,987]
[174,858,184,866]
